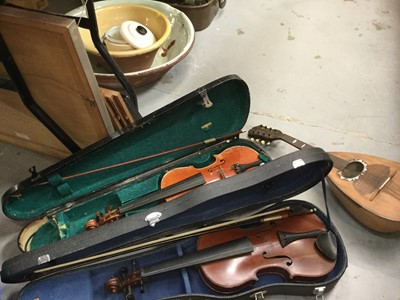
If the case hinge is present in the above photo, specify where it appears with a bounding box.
[199,88,213,108]
[313,286,326,300]
[250,291,267,300]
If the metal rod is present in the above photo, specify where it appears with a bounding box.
[84,0,142,121]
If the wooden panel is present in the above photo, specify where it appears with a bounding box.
[0,6,114,156]
[0,88,70,158]
[5,0,49,10]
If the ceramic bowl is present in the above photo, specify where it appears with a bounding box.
[67,0,195,88]
[77,3,171,73]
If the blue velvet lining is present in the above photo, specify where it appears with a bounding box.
[19,201,346,300]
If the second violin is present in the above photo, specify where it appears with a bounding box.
[102,205,338,297]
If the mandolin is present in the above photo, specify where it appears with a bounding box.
[248,125,400,233]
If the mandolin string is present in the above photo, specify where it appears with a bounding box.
[321,174,333,230]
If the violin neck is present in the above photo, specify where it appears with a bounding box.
[141,237,253,278]
[119,173,206,214]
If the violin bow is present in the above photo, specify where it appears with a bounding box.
[33,205,315,277]
[36,130,244,184]
[39,132,244,217]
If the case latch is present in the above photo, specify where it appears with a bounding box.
[250,291,267,299]
[313,286,326,300]
[145,212,162,227]
[292,158,305,169]
[37,254,51,265]
[199,88,213,108]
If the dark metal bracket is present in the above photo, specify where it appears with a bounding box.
[74,0,142,121]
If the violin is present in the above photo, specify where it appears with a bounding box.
[85,145,264,229]
[197,212,337,293]
[160,145,263,200]
[103,208,337,296]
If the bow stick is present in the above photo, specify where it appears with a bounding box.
[33,205,315,277]
[36,130,244,184]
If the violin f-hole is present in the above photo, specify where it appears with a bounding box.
[262,252,293,266]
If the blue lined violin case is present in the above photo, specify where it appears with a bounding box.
[1,75,347,299]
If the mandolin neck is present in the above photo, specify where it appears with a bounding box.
[278,133,347,170]
[279,133,312,150]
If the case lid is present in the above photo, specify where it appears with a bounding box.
[2,75,251,220]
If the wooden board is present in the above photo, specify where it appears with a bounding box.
[0,6,114,157]
[0,87,71,158]
[5,0,49,10]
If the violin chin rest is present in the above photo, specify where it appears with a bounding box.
[316,231,337,261]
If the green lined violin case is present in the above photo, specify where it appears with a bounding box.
[1,75,347,298]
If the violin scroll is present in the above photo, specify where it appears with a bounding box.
[105,268,145,295]
[105,276,123,293]
[84,206,122,230]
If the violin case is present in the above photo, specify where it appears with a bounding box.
[1,75,348,298]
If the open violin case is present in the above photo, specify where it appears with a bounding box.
[1,75,347,299]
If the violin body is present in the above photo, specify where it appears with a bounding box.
[197,213,336,293]
[160,146,261,200]
[84,145,263,228]
[327,152,400,233]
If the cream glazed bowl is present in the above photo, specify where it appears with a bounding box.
[74,3,171,73]
[67,0,195,88]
